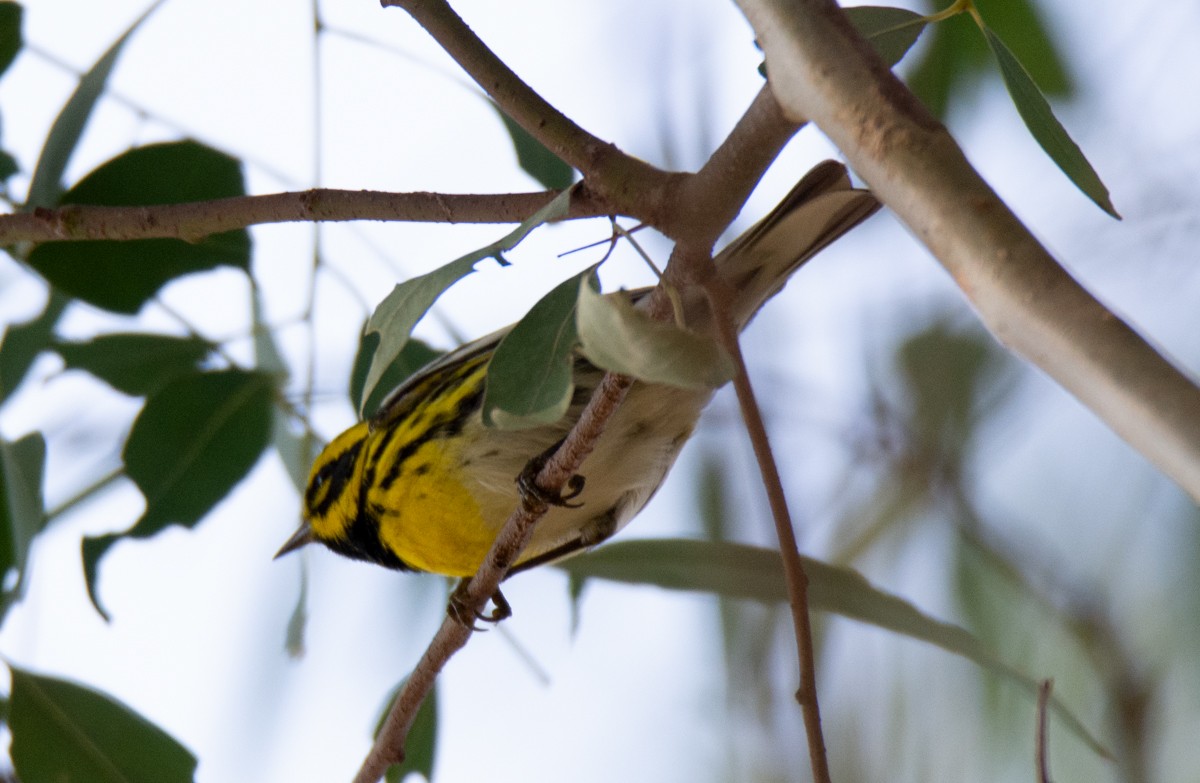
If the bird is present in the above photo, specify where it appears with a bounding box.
[275,161,878,615]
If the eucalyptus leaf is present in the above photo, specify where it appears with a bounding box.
[844,6,926,68]
[351,330,442,419]
[0,2,22,79]
[10,665,197,783]
[55,333,214,396]
[483,267,592,430]
[907,0,1070,120]
[577,277,734,390]
[559,538,1109,758]
[24,0,165,209]
[373,680,437,783]
[361,186,574,412]
[83,369,274,619]
[0,432,46,619]
[982,25,1117,217]
[0,291,68,404]
[28,141,251,313]
[495,107,575,190]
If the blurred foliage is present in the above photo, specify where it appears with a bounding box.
[909,0,1071,119]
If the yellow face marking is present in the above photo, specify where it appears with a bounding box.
[304,422,371,543]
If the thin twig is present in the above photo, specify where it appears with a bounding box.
[0,189,610,245]
[702,269,830,783]
[384,0,678,226]
[1037,679,1054,783]
[353,372,633,783]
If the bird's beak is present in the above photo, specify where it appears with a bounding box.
[274,522,315,560]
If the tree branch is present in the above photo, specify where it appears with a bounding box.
[0,189,611,245]
[675,85,803,250]
[354,372,634,783]
[703,268,830,783]
[736,0,1200,502]
[383,0,681,227]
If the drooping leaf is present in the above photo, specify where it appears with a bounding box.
[844,5,926,68]
[361,186,574,412]
[981,25,1117,217]
[483,267,592,430]
[55,333,214,396]
[24,0,165,209]
[83,369,274,619]
[0,432,46,619]
[558,538,1109,758]
[28,141,251,313]
[374,681,437,783]
[976,0,1070,95]
[350,329,442,419]
[494,106,574,190]
[907,0,1070,121]
[0,2,22,79]
[9,665,197,783]
[577,276,734,390]
[0,291,68,404]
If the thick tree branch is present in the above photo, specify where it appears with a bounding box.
[0,189,611,245]
[737,0,1200,502]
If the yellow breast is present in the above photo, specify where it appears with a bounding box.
[366,426,497,577]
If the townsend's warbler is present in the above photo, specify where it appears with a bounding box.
[275,162,877,586]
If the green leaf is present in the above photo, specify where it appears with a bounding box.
[0,148,18,182]
[0,432,46,619]
[844,6,926,68]
[899,323,998,458]
[350,330,442,419]
[577,276,734,390]
[9,665,197,783]
[976,0,1070,96]
[981,25,1118,217]
[906,13,981,119]
[494,107,575,190]
[907,0,1070,120]
[374,681,437,783]
[361,187,574,413]
[250,287,316,493]
[24,0,165,209]
[559,538,1110,758]
[55,333,214,396]
[83,369,274,619]
[28,141,251,313]
[0,2,22,79]
[483,267,591,430]
[0,291,68,404]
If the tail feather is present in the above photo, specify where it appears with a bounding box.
[716,161,879,330]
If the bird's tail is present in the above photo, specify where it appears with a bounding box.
[714,161,879,331]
